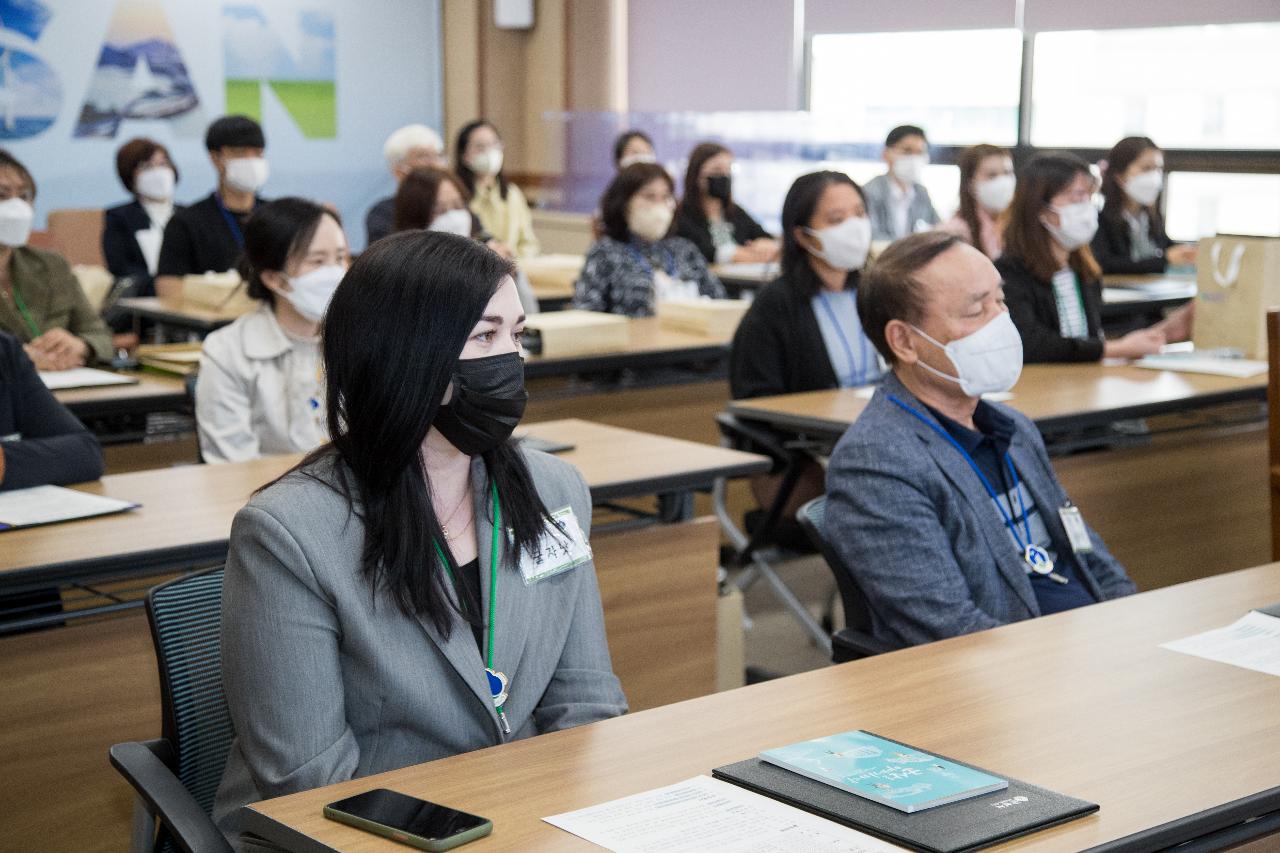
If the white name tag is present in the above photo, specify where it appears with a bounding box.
[1059,506,1094,553]
[518,506,592,585]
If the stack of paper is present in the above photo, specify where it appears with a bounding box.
[0,485,139,531]
[1134,355,1267,378]
[39,368,139,391]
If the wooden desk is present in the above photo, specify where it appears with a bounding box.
[245,564,1280,852]
[1101,274,1197,325]
[116,296,251,336]
[519,254,582,302]
[523,317,732,379]
[53,370,188,420]
[0,419,767,594]
[711,262,777,299]
[726,362,1266,438]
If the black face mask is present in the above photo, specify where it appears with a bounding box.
[433,352,528,456]
[706,174,732,202]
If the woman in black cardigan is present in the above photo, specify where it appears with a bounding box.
[674,142,778,265]
[1091,136,1197,275]
[998,153,1174,363]
[731,170,879,398]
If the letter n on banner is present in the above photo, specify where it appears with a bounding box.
[222,3,335,139]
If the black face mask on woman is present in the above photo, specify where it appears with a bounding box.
[706,174,732,203]
[433,352,528,456]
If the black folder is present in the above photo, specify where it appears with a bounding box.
[713,754,1098,853]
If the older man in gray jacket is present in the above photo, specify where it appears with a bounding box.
[824,232,1135,650]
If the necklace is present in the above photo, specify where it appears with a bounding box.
[438,484,471,540]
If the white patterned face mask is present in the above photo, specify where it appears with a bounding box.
[910,311,1024,397]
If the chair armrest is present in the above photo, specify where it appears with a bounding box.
[831,628,895,663]
[109,740,234,853]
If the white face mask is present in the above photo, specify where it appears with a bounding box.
[284,263,345,323]
[429,208,472,237]
[910,311,1023,397]
[804,216,871,272]
[892,153,928,185]
[627,202,673,242]
[468,148,504,177]
[1122,169,1163,207]
[975,174,1015,214]
[618,152,657,169]
[135,166,175,202]
[1042,201,1098,251]
[224,156,269,193]
[0,197,34,247]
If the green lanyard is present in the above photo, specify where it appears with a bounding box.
[432,480,510,733]
[9,283,40,339]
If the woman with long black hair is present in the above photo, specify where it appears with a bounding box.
[213,231,626,846]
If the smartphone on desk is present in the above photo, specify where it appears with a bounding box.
[324,788,492,851]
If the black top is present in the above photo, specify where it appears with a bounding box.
[996,255,1105,363]
[156,192,259,278]
[730,262,858,399]
[0,331,103,490]
[365,196,394,247]
[1091,206,1172,275]
[673,204,771,264]
[452,557,485,651]
[102,199,187,286]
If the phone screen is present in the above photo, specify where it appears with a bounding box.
[327,788,489,841]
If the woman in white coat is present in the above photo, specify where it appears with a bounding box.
[195,198,349,463]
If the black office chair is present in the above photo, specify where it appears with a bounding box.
[796,497,894,663]
[110,567,234,853]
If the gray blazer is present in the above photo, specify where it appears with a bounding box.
[862,173,940,241]
[213,448,627,846]
[824,373,1136,649]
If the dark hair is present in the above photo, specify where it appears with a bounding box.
[300,231,551,635]
[858,231,960,365]
[780,171,865,294]
[678,141,732,223]
[393,167,473,234]
[1001,152,1101,283]
[956,144,1008,259]
[0,149,35,200]
[885,125,927,149]
[454,119,508,199]
[600,163,674,242]
[1100,136,1164,236]
[115,137,178,195]
[239,197,340,304]
[613,130,654,167]
[205,115,265,152]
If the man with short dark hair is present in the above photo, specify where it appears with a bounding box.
[861,124,940,241]
[155,115,269,298]
[824,231,1135,649]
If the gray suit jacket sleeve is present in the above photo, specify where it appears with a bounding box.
[220,503,361,799]
[825,436,1004,647]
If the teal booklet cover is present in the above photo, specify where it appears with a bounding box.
[760,730,1007,813]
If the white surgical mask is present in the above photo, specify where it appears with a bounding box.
[910,311,1023,397]
[627,202,673,242]
[468,148,504,177]
[975,174,1016,214]
[1042,202,1098,251]
[619,152,657,169]
[1122,169,1163,207]
[135,166,175,202]
[892,153,928,185]
[804,216,871,272]
[429,208,472,237]
[0,197,34,247]
[224,156,269,193]
[284,264,345,323]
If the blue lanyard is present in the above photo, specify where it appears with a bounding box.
[816,291,873,387]
[887,394,1033,552]
[626,243,676,277]
[215,193,252,249]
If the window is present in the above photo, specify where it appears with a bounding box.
[808,29,1023,146]
[1031,23,1280,149]
[1164,172,1280,242]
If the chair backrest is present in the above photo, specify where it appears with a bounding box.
[47,208,106,267]
[1268,309,1280,560]
[146,567,232,818]
[796,496,874,633]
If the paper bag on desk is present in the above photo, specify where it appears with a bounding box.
[182,271,258,314]
[656,298,750,338]
[522,310,629,356]
[1194,235,1280,359]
